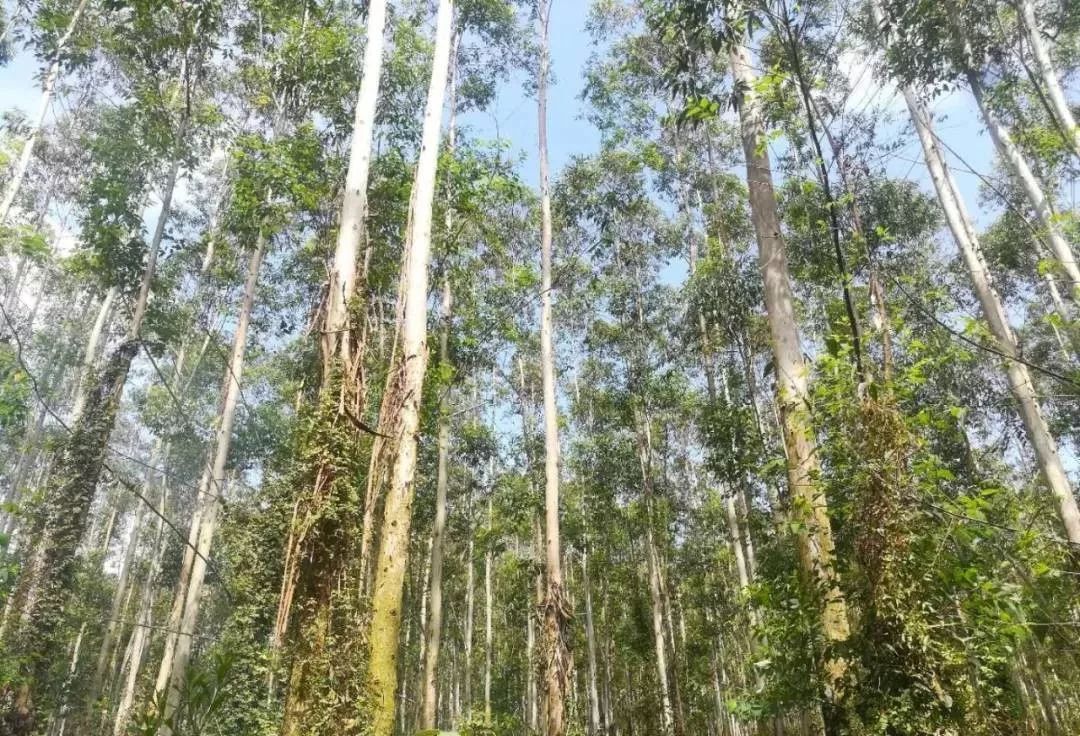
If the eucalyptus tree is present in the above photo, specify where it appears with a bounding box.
[869,0,1080,547]
[0,2,225,729]
[533,3,572,735]
[364,2,456,734]
[874,0,1080,305]
[0,0,93,228]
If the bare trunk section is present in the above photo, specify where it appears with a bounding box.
[1016,0,1080,160]
[322,0,389,386]
[363,2,454,733]
[901,87,1080,545]
[70,286,118,421]
[583,547,602,736]
[157,230,268,729]
[419,277,453,731]
[484,497,493,724]
[536,4,570,734]
[728,32,850,710]
[965,67,1080,303]
[464,518,475,713]
[0,0,89,227]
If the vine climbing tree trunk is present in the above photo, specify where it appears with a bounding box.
[0,153,181,736]
[363,2,454,733]
[727,26,851,724]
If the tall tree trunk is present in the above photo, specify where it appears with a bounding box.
[363,2,454,733]
[464,518,475,713]
[484,498,493,725]
[0,0,89,227]
[0,156,180,735]
[322,0,389,386]
[634,410,675,736]
[157,230,268,728]
[1015,0,1080,160]
[275,1,388,687]
[583,546,602,736]
[536,3,570,734]
[964,66,1080,303]
[600,589,615,736]
[900,86,1080,545]
[419,277,453,731]
[70,286,118,421]
[728,31,851,715]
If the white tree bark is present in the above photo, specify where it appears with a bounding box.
[583,547,602,736]
[0,0,90,227]
[904,88,1080,544]
[871,0,1080,546]
[364,2,454,733]
[70,286,118,420]
[965,69,1080,302]
[157,230,268,727]
[1016,0,1080,160]
[484,497,493,724]
[537,3,569,734]
[112,475,169,736]
[634,409,674,736]
[128,158,183,344]
[323,0,389,371]
[88,495,147,709]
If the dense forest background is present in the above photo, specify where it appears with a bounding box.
[1,0,1080,735]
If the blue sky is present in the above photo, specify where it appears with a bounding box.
[0,0,1006,250]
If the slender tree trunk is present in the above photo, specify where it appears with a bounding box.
[112,476,168,736]
[728,31,850,715]
[412,536,434,733]
[0,0,89,227]
[899,85,1080,545]
[70,286,118,421]
[633,407,675,735]
[464,523,475,713]
[1016,0,1080,160]
[484,497,493,725]
[87,494,148,714]
[157,230,268,728]
[964,67,1080,302]
[1,156,181,735]
[2,405,46,530]
[583,547,602,736]
[47,622,86,736]
[322,0,389,384]
[363,2,454,733]
[536,4,569,734]
[420,277,453,731]
[724,494,751,594]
